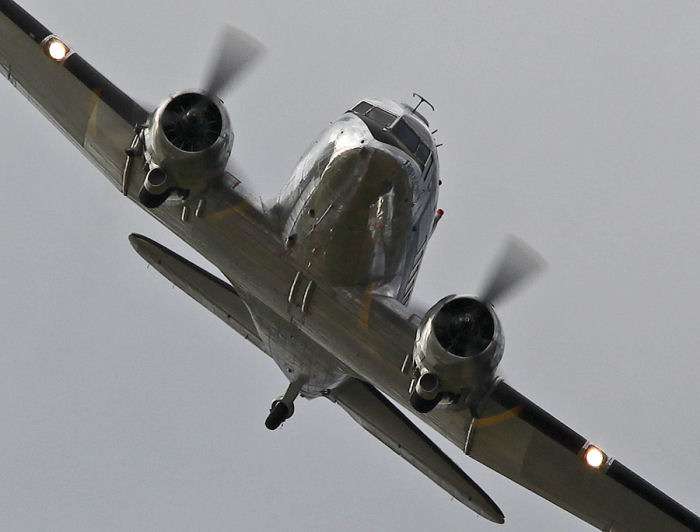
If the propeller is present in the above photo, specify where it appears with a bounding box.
[202,26,265,99]
[407,236,545,319]
[478,236,546,307]
[140,26,264,113]
[146,26,264,155]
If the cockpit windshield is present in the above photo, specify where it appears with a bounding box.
[352,102,397,129]
[351,101,372,115]
[350,101,432,170]
[392,118,419,153]
[366,107,396,128]
[415,143,430,166]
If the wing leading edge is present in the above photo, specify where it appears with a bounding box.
[0,0,146,192]
[3,2,697,530]
[128,234,262,350]
[466,381,699,532]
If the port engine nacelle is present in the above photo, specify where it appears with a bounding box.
[140,90,233,207]
[411,295,504,412]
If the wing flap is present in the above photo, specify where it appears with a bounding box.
[467,381,700,532]
[129,234,262,349]
[329,378,504,524]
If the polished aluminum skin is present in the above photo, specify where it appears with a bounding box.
[273,98,439,302]
[3,4,698,527]
[247,97,442,395]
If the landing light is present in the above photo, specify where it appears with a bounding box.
[584,445,606,469]
[45,38,68,62]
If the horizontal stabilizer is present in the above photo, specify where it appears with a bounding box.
[129,234,261,348]
[329,379,504,524]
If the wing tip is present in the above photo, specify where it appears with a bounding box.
[128,232,161,260]
[479,508,505,525]
[474,494,505,524]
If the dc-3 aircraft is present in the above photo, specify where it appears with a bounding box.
[1,1,698,530]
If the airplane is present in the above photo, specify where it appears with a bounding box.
[1,1,698,530]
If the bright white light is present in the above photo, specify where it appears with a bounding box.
[585,446,605,468]
[47,40,68,61]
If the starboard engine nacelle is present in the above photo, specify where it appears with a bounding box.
[140,90,233,207]
[410,295,504,413]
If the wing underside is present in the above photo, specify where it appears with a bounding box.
[329,378,504,524]
[128,234,262,350]
[0,0,146,192]
[466,381,699,532]
[2,2,698,531]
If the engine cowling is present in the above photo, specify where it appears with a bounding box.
[141,90,233,205]
[411,295,504,411]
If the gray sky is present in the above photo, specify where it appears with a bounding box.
[1,1,698,531]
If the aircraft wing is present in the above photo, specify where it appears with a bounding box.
[3,2,697,530]
[128,234,262,350]
[0,0,147,193]
[329,378,504,524]
[465,380,700,532]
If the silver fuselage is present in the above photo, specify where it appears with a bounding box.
[272,99,438,303]
[135,98,460,434]
[4,5,698,526]
[253,97,440,395]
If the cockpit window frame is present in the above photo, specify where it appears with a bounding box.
[392,118,420,153]
[422,151,433,181]
[349,101,433,171]
[351,102,397,129]
[365,106,398,129]
[351,101,372,116]
[415,142,431,167]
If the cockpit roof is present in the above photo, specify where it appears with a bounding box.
[349,99,433,169]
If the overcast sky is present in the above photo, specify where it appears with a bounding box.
[1,1,698,531]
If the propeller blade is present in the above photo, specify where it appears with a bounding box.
[479,236,546,306]
[202,26,265,98]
